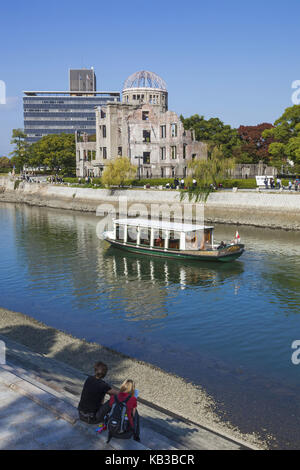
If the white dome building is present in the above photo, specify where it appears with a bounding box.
[122,70,168,112]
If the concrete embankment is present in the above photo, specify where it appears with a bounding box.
[1,176,300,230]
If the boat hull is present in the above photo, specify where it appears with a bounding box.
[104,239,244,262]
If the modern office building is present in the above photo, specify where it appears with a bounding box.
[23,68,120,144]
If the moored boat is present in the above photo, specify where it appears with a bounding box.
[103,219,244,262]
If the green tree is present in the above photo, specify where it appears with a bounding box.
[0,156,13,170]
[182,145,235,202]
[9,129,29,172]
[262,105,300,172]
[29,133,76,174]
[180,114,240,158]
[101,157,137,187]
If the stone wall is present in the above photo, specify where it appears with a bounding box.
[1,176,300,230]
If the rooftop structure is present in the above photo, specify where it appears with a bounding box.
[69,68,96,93]
[123,70,167,91]
[122,70,168,112]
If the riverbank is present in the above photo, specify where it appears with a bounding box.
[1,176,300,230]
[0,307,266,449]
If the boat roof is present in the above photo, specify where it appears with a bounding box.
[114,218,213,232]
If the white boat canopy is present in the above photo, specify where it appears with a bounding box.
[113,218,213,233]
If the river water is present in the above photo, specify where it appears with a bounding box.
[1,202,300,447]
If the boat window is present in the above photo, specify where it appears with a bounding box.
[140,228,151,246]
[169,231,181,250]
[185,231,198,250]
[127,226,138,244]
[153,229,164,248]
[200,229,212,250]
[116,224,124,241]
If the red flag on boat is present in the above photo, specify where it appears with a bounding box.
[235,231,240,243]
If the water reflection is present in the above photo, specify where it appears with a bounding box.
[103,246,244,287]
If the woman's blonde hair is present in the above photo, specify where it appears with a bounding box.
[120,379,135,397]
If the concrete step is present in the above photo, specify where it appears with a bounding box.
[0,334,257,450]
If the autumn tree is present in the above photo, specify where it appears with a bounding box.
[236,123,274,164]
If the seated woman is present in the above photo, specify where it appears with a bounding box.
[109,379,140,441]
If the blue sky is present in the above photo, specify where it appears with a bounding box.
[0,0,299,156]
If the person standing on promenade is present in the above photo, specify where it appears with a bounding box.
[276,177,281,189]
[78,361,118,424]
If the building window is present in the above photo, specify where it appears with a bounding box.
[118,147,122,156]
[171,123,177,137]
[160,147,166,160]
[143,152,150,164]
[103,147,107,159]
[171,167,175,177]
[171,146,177,159]
[161,167,164,177]
[92,151,96,160]
[102,125,106,138]
[143,130,151,142]
[142,111,149,121]
[133,95,136,100]
[183,143,187,159]
[160,125,166,138]
[192,153,196,160]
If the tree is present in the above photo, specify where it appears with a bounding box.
[9,129,29,172]
[101,157,137,187]
[180,114,240,158]
[262,105,300,172]
[237,123,274,164]
[29,133,76,174]
[0,156,13,170]
[181,146,235,202]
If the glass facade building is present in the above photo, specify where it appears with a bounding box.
[23,91,120,144]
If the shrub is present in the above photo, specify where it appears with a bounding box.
[131,178,174,187]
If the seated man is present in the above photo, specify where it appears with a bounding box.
[78,361,118,424]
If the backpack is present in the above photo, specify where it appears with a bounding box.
[105,395,133,443]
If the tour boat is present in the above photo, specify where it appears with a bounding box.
[103,218,245,263]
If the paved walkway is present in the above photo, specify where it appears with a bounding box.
[0,335,258,450]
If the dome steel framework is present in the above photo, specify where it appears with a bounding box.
[123,70,167,91]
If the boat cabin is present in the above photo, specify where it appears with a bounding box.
[112,219,214,251]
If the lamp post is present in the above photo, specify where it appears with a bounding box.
[135,156,143,180]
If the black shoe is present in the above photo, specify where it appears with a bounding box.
[134,436,141,442]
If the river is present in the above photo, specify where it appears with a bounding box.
[1,202,300,447]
